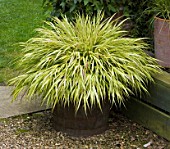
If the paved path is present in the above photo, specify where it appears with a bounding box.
[0,86,49,118]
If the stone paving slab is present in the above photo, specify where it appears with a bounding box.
[0,86,50,118]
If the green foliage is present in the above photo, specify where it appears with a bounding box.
[42,0,153,44]
[43,0,126,19]
[147,0,170,20]
[9,13,160,112]
[126,1,153,38]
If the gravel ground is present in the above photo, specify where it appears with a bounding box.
[0,110,169,149]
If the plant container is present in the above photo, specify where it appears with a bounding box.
[154,17,170,68]
[52,102,110,137]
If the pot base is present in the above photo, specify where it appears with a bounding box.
[52,103,110,137]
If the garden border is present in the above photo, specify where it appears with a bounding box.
[122,71,170,141]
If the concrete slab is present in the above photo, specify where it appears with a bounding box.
[0,86,50,118]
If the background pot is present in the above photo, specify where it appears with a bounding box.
[52,102,110,137]
[154,17,170,68]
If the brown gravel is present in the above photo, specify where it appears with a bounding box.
[0,110,169,149]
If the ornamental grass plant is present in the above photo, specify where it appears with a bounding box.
[149,0,170,20]
[9,13,160,112]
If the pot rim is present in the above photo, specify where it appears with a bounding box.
[154,16,170,22]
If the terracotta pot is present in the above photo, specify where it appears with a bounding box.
[154,17,170,68]
[52,102,110,137]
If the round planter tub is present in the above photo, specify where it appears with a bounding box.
[52,102,110,137]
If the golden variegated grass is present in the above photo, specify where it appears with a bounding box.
[9,13,160,112]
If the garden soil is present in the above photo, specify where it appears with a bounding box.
[0,111,169,148]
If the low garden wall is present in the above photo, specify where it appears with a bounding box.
[122,71,170,141]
